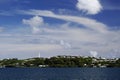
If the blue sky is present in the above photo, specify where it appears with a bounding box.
[0,0,120,59]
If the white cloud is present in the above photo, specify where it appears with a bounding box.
[76,0,103,15]
[22,16,44,34]
[60,40,72,49]
[90,51,98,57]
[20,9,107,33]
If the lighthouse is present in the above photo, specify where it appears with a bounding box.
[38,52,41,58]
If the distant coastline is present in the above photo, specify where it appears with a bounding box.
[0,55,120,68]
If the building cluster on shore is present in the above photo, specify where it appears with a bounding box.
[0,55,120,68]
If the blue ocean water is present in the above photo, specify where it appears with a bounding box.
[0,68,120,80]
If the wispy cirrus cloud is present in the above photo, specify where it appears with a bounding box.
[19,9,108,33]
[0,10,15,16]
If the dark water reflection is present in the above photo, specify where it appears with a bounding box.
[0,68,120,80]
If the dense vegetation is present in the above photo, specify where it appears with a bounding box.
[0,56,120,68]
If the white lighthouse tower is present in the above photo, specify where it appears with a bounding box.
[38,52,41,58]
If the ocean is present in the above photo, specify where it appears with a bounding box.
[0,68,120,80]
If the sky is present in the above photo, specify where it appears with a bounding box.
[0,0,120,59]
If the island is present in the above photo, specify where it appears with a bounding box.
[0,55,120,68]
